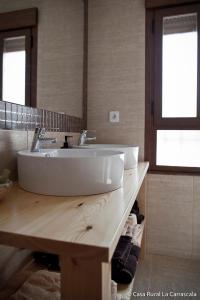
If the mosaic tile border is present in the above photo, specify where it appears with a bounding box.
[0,100,83,132]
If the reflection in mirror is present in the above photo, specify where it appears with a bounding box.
[0,3,85,124]
[3,36,26,105]
[0,27,34,107]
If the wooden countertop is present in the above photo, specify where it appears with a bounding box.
[0,162,149,263]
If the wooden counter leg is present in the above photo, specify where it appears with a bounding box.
[102,262,111,300]
[60,256,111,300]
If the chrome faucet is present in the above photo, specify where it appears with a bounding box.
[78,130,96,146]
[31,127,57,152]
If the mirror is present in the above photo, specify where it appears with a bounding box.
[0,1,84,119]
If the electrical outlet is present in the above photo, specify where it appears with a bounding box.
[109,111,119,123]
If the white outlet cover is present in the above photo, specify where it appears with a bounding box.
[109,111,119,123]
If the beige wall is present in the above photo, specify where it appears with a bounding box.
[87,0,200,259]
[0,0,84,117]
[147,174,200,259]
[87,0,145,160]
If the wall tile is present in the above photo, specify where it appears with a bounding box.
[193,177,200,259]
[0,130,28,179]
[0,104,83,133]
[21,106,27,130]
[91,127,144,161]
[26,107,32,130]
[16,105,23,130]
[11,103,18,130]
[0,101,5,129]
[30,108,38,130]
[88,0,145,146]
[5,102,12,130]
[147,174,193,258]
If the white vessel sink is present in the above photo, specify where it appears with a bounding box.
[18,149,124,196]
[74,144,139,170]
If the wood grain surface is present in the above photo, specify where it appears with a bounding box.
[0,162,149,299]
[0,162,149,262]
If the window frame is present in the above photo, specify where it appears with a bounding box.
[0,8,37,107]
[145,3,200,174]
[0,28,32,106]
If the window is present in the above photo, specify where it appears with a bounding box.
[0,8,37,107]
[146,3,200,173]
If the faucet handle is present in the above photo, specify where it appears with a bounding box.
[81,130,96,135]
[34,127,45,138]
[81,129,87,134]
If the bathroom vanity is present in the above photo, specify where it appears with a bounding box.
[0,162,149,300]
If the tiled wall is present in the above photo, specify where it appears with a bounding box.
[0,100,82,132]
[0,0,84,117]
[87,0,200,259]
[147,174,200,259]
[87,0,145,160]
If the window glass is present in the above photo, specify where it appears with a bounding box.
[162,13,197,118]
[2,36,26,105]
[157,130,200,167]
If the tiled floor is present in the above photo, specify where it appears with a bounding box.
[132,255,200,300]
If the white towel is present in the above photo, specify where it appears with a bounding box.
[122,214,137,236]
[131,222,145,247]
[122,221,144,248]
[9,270,60,300]
[111,280,118,300]
[127,214,137,226]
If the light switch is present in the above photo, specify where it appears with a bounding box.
[109,111,119,123]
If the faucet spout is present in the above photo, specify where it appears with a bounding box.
[31,128,57,152]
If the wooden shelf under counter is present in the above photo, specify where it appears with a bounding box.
[0,162,149,300]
